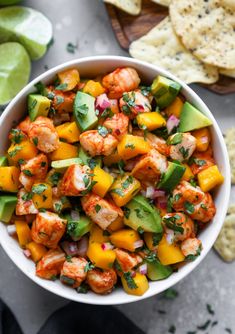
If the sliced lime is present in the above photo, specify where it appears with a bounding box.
[0,6,53,60]
[0,0,21,5]
[0,42,31,105]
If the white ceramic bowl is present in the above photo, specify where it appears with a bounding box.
[0,56,231,305]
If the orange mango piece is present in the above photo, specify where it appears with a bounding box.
[32,183,53,210]
[56,122,80,143]
[117,134,150,160]
[83,80,105,97]
[197,165,224,192]
[15,220,31,248]
[192,127,211,152]
[157,235,185,265]
[0,166,20,192]
[165,96,183,118]
[87,242,116,270]
[92,166,114,197]
[121,272,149,296]
[110,229,140,252]
[50,142,78,161]
[58,68,80,91]
[26,241,47,262]
[8,140,38,165]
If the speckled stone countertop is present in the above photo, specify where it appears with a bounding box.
[0,1,234,333]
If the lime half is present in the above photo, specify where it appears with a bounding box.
[0,42,31,105]
[0,6,53,60]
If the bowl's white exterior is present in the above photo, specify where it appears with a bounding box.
[0,56,230,305]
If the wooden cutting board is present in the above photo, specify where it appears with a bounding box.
[105,1,235,95]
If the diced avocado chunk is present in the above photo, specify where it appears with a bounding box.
[0,195,17,223]
[151,75,181,109]
[158,162,185,192]
[73,92,98,132]
[147,259,173,281]
[78,147,102,168]
[51,158,82,171]
[0,156,8,166]
[179,102,212,132]
[66,214,92,241]
[28,94,51,121]
[124,195,162,233]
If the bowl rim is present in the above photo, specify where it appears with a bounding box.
[0,55,231,305]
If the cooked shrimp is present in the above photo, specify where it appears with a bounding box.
[17,116,31,135]
[190,193,216,223]
[114,248,142,273]
[181,238,202,259]
[86,268,117,294]
[80,130,118,157]
[81,193,123,230]
[60,164,92,196]
[60,257,88,288]
[36,248,65,280]
[31,211,67,248]
[190,149,215,175]
[172,181,205,211]
[102,67,140,99]
[132,130,169,156]
[132,149,167,181]
[47,85,75,113]
[19,154,48,191]
[16,188,38,215]
[28,116,60,153]
[162,212,195,242]
[103,113,129,140]
[119,90,151,118]
[168,133,196,162]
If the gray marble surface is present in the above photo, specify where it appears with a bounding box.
[0,1,234,333]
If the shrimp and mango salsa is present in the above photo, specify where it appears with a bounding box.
[0,67,224,296]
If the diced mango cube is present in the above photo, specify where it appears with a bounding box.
[32,183,53,209]
[56,122,80,143]
[137,112,166,131]
[50,142,78,161]
[89,224,109,244]
[0,166,20,192]
[110,174,141,207]
[8,140,38,165]
[87,242,116,270]
[192,127,211,152]
[117,134,150,160]
[92,166,114,197]
[165,96,183,118]
[181,163,194,181]
[108,216,125,232]
[58,69,80,91]
[83,80,105,97]
[197,165,224,192]
[110,229,140,252]
[121,272,149,296]
[103,151,122,166]
[26,241,47,262]
[15,220,31,248]
[157,235,185,265]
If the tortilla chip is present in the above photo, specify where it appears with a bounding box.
[129,17,218,84]
[104,0,141,15]
[220,68,235,78]
[224,127,235,184]
[151,0,171,7]
[169,0,235,69]
[214,205,235,262]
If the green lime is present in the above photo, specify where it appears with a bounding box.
[0,0,21,5]
[0,6,53,60]
[0,42,31,105]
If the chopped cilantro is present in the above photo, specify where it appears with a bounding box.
[123,272,138,289]
[163,288,178,299]
[54,202,62,213]
[168,325,176,333]
[80,180,97,195]
[197,320,211,331]
[49,172,62,186]
[77,282,89,294]
[135,208,144,219]
[211,321,218,327]
[201,203,207,210]
[173,193,182,202]
[145,251,157,263]
[140,85,151,96]
[83,174,90,188]
[55,83,68,91]
[157,310,166,315]
[122,175,133,189]
[22,192,33,201]
[137,226,144,234]
[125,143,135,149]
[88,158,97,169]
[8,146,22,158]
[23,169,33,177]
[34,81,46,95]
[189,178,197,187]
[194,158,206,166]
[225,328,232,333]
[32,137,38,146]
[163,215,184,234]
[167,133,183,145]
[60,275,75,286]
[117,160,125,175]
[114,261,122,272]
[179,146,189,159]
[10,129,24,144]
[41,161,47,167]
[84,262,95,273]
[123,206,130,219]
[55,95,64,105]
[66,255,72,262]
[95,204,101,213]
[103,230,111,236]
[66,42,78,54]
[152,232,163,246]
[110,188,124,197]
[32,183,47,194]
[18,158,25,166]
[184,201,195,214]
[97,125,109,137]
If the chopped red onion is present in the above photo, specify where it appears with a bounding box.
[166,231,174,245]
[124,160,137,171]
[71,210,80,221]
[134,105,144,112]
[138,263,147,275]
[134,240,144,249]
[101,242,114,251]
[7,225,16,236]
[61,241,79,256]
[77,236,89,257]
[166,115,180,134]
[146,187,166,200]
[95,93,111,113]
[157,196,167,209]
[200,136,208,144]
[23,249,31,258]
